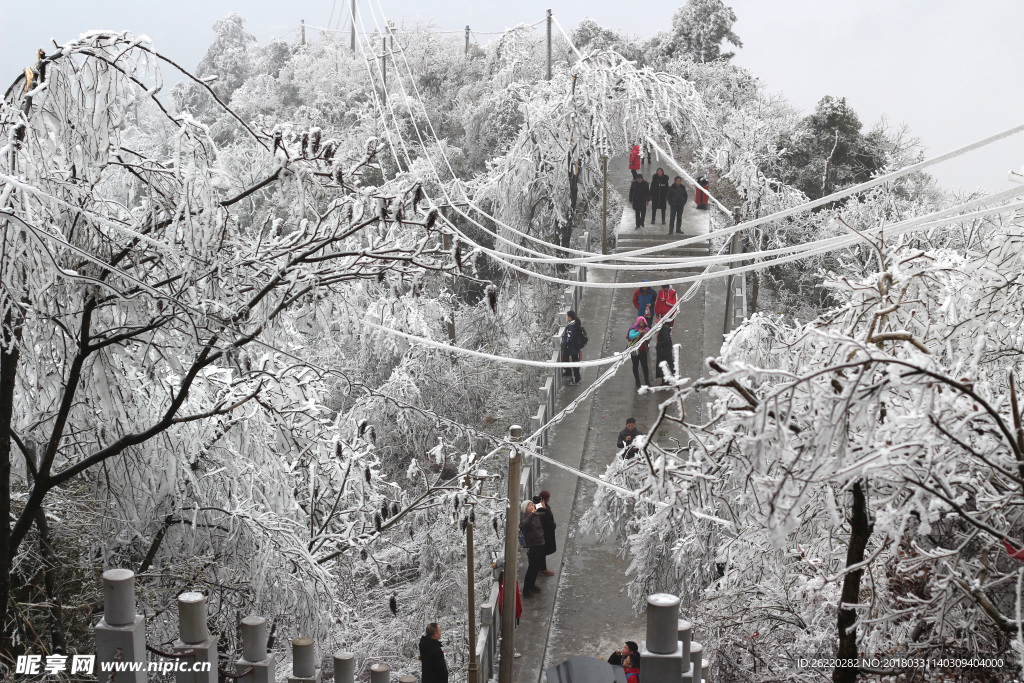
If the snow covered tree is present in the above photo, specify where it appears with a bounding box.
[649,0,743,63]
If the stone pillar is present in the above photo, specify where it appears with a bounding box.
[95,569,146,683]
[689,642,703,683]
[640,593,683,683]
[333,652,355,683]
[289,638,321,683]
[398,677,416,683]
[369,662,391,683]
[174,592,217,683]
[237,616,276,683]
[677,619,692,670]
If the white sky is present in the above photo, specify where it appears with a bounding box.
[3,1,1022,192]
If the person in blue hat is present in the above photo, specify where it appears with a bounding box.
[632,280,656,326]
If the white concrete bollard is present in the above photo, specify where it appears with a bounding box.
[689,642,703,683]
[95,569,146,683]
[237,616,276,683]
[640,593,684,683]
[289,637,321,683]
[677,619,692,671]
[333,652,355,683]
[369,662,391,683]
[175,592,217,683]
[398,676,417,683]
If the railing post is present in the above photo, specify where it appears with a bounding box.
[333,652,355,683]
[640,594,684,682]
[238,616,276,683]
[499,427,523,683]
[723,207,742,336]
[288,637,320,683]
[95,569,146,683]
[690,641,703,683]
[175,592,217,683]
[369,662,390,683]
[678,619,692,672]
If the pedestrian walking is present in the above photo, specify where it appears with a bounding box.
[519,500,546,596]
[627,317,651,389]
[533,491,557,576]
[628,175,650,229]
[649,168,669,225]
[560,310,587,385]
[419,623,449,683]
[655,324,674,385]
[654,283,677,322]
[632,280,656,326]
[628,145,642,180]
[695,176,710,210]
[667,176,688,234]
[616,418,644,458]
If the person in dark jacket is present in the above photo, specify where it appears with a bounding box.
[616,418,644,458]
[628,145,642,179]
[655,324,674,386]
[632,281,656,325]
[628,175,650,229]
[560,310,584,385]
[520,500,547,596]
[533,491,557,575]
[649,168,669,225]
[608,640,641,668]
[420,623,449,683]
[667,177,688,234]
[627,316,651,389]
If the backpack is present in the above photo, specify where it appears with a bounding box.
[627,328,641,346]
[577,325,589,349]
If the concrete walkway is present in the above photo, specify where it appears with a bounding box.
[512,156,727,682]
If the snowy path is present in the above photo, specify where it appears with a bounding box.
[511,155,726,682]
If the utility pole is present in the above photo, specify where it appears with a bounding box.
[443,233,456,343]
[350,0,356,52]
[498,426,523,683]
[380,33,387,105]
[723,207,741,336]
[601,153,609,255]
[465,26,470,57]
[465,470,479,683]
[546,9,552,81]
[300,20,306,46]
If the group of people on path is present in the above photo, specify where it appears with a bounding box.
[628,281,677,389]
[519,490,558,597]
[628,145,709,232]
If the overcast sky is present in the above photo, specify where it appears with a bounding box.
[3,1,1022,192]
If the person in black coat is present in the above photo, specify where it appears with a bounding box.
[608,640,641,668]
[420,623,449,683]
[628,175,650,229]
[520,500,547,596]
[649,168,669,225]
[616,417,644,458]
[560,310,584,385]
[666,176,688,235]
[655,324,675,385]
[533,491,557,576]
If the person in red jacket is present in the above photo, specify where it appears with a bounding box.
[628,145,642,180]
[654,284,677,323]
[695,176,709,210]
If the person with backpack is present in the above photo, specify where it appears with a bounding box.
[623,655,641,683]
[561,310,587,386]
[666,176,688,234]
[627,316,651,389]
[632,280,656,326]
[654,284,677,323]
[628,145,642,180]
